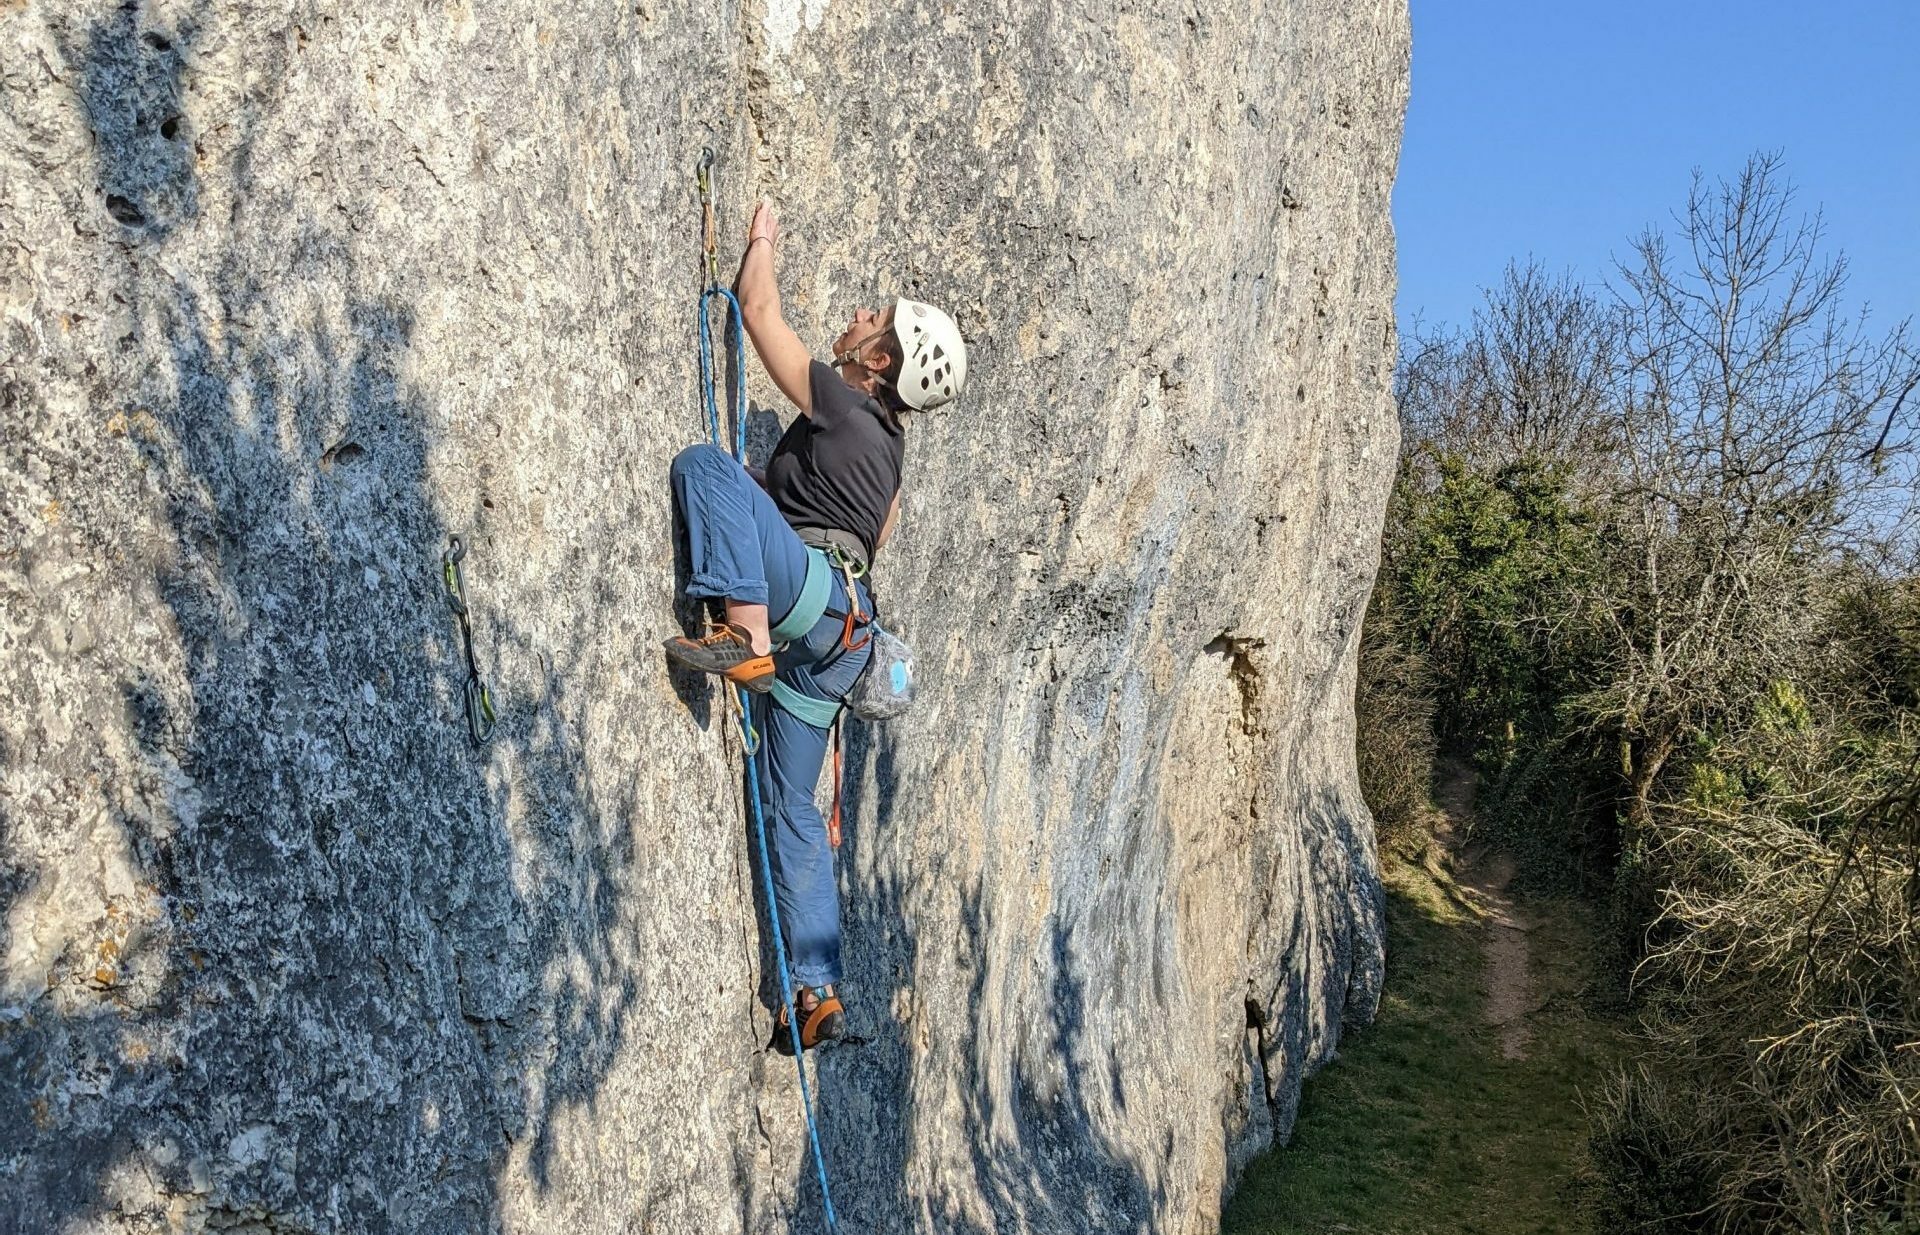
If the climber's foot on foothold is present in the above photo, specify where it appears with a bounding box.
[772,985,844,1056]
[663,621,774,692]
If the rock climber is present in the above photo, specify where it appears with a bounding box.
[663,201,967,1053]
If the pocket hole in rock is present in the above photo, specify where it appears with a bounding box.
[320,441,367,471]
[105,195,146,227]
[160,116,181,141]
[141,31,171,50]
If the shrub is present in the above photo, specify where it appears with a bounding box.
[1608,701,1920,1232]
[1354,590,1437,846]
[1587,1065,1720,1234]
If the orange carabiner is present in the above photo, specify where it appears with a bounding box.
[837,556,872,652]
[841,606,872,652]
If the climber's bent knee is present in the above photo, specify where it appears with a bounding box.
[671,441,738,484]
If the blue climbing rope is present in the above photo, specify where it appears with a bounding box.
[697,286,747,459]
[696,148,842,1235]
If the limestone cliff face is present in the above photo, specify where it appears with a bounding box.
[0,0,1408,1230]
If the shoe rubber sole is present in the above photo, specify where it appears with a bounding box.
[663,637,774,693]
[725,658,775,693]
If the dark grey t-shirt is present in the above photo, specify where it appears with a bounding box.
[765,361,904,563]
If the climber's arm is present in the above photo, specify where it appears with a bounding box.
[736,203,814,416]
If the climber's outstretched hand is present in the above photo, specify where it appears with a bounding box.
[748,202,779,253]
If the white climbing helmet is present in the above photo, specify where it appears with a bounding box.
[891,297,967,411]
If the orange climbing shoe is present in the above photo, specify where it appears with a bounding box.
[771,985,845,1056]
[663,621,774,693]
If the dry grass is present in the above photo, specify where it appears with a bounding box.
[1355,613,1437,845]
[1591,723,1920,1232]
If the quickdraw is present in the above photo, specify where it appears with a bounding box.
[696,147,758,756]
[696,147,723,291]
[441,536,496,745]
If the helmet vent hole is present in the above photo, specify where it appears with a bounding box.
[921,377,930,390]
[931,345,944,360]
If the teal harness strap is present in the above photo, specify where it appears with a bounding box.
[768,550,855,728]
[768,678,842,729]
[770,547,833,645]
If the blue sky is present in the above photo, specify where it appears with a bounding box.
[1394,1,1920,337]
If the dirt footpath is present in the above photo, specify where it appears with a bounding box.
[1433,762,1534,1060]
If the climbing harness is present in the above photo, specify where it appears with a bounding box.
[760,541,874,730]
[441,536,496,745]
[693,147,842,1234]
[768,676,843,729]
[766,544,871,652]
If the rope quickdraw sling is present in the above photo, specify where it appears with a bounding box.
[694,146,843,1234]
[442,536,496,745]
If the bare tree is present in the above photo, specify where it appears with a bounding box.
[1398,261,1622,472]
[1579,153,1920,826]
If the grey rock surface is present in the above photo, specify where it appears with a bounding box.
[0,0,1409,1230]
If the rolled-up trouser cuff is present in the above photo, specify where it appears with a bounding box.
[790,962,837,989]
[685,571,767,607]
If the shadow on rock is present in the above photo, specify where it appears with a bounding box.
[781,723,1164,1235]
[0,7,657,1230]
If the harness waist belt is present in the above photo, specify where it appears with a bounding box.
[770,547,833,644]
[791,526,869,575]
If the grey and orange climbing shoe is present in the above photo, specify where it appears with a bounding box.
[772,985,844,1056]
[663,621,774,693]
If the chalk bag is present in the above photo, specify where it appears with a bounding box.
[846,623,915,722]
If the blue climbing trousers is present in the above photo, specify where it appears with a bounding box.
[670,443,872,989]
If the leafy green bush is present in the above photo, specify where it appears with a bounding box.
[1376,450,1612,883]
[1475,736,1615,895]
[1374,158,1920,1234]
[1390,452,1599,760]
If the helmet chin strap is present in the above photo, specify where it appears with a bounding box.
[833,353,898,403]
[831,324,894,371]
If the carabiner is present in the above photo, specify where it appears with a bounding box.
[442,536,469,616]
[728,682,760,756]
[836,554,872,652]
[465,675,497,744]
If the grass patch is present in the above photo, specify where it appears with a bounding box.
[1221,842,1624,1235]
